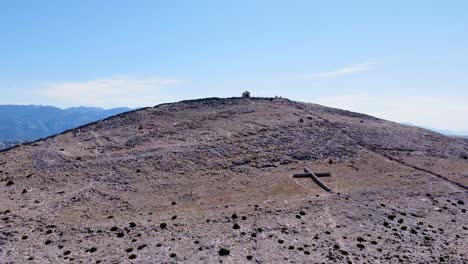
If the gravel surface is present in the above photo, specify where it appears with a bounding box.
[1,97,467,263]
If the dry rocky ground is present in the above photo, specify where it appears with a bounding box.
[0,97,467,263]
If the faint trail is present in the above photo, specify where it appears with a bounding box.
[291,177,316,191]
[366,146,468,190]
[322,204,337,229]
[295,104,468,191]
[61,183,95,198]
[322,203,350,262]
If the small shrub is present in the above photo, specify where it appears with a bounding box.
[218,248,230,256]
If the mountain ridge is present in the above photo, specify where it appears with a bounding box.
[0,105,132,149]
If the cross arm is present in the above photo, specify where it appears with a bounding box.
[293,172,331,178]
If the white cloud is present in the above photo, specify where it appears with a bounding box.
[306,62,376,79]
[316,93,468,132]
[37,76,181,108]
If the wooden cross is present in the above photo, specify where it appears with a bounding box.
[293,168,333,192]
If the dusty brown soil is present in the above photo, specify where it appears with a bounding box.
[1,97,467,263]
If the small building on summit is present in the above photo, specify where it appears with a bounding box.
[242,91,251,98]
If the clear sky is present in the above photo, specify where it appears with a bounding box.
[1,1,467,132]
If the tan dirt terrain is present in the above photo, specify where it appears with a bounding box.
[1,97,467,263]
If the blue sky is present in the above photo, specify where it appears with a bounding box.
[1,1,467,132]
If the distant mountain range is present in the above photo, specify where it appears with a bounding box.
[0,105,131,149]
[0,140,22,150]
[401,122,468,138]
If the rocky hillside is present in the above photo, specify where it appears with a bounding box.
[0,97,467,263]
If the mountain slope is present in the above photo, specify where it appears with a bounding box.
[0,105,131,144]
[0,98,467,263]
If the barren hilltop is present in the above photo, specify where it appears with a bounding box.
[1,97,467,263]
